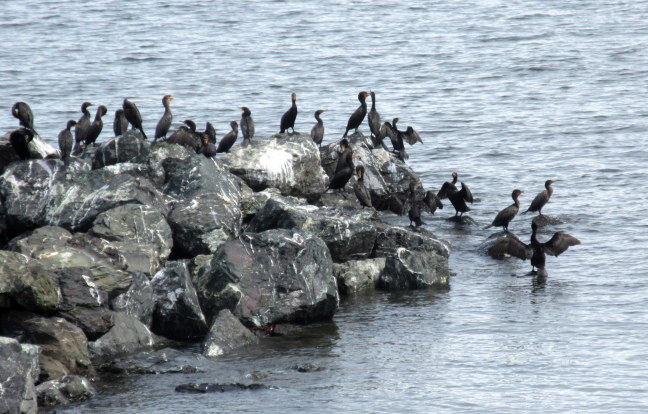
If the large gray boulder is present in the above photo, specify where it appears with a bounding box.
[202,309,258,357]
[220,133,328,201]
[91,129,150,169]
[110,271,155,327]
[247,195,378,262]
[195,229,338,327]
[89,313,156,363]
[333,258,385,295]
[0,251,61,312]
[0,337,39,414]
[150,261,208,341]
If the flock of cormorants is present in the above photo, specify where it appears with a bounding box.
[7,92,580,276]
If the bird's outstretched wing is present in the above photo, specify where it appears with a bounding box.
[543,232,581,257]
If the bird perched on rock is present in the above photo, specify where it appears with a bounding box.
[488,221,580,277]
[486,189,523,232]
[12,102,36,133]
[423,190,443,215]
[58,120,78,167]
[154,95,174,141]
[344,91,370,137]
[74,102,93,153]
[310,109,326,147]
[353,165,372,208]
[367,91,382,144]
[334,139,352,174]
[378,118,408,160]
[167,120,202,151]
[406,180,425,227]
[123,98,147,139]
[326,149,355,194]
[201,136,217,158]
[84,105,108,148]
[280,92,298,133]
[216,121,239,153]
[524,180,554,216]
[9,129,34,160]
[437,172,459,199]
[113,109,129,137]
[204,122,216,144]
[240,106,255,145]
[448,181,473,217]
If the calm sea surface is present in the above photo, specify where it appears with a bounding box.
[2,0,648,412]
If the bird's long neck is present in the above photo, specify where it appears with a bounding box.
[315,114,323,124]
[370,95,376,111]
[513,194,520,208]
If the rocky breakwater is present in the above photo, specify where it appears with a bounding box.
[0,129,450,413]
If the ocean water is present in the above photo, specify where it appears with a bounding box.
[2,0,648,412]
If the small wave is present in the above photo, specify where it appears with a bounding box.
[121,56,161,62]
[479,32,553,43]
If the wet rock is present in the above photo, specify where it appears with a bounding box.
[89,313,156,363]
[247,195,379,262]
[531,214,564,227]
[333,258,385,295]
[293,362,325,373]
[103,348,203,375]
[0,337,39,414]
[220,133,327,201]
[91,129,150,169]
[195,229,338,326]
[150,261,208,341]
[0,311,94,382]
[0,251,62,312]
[202,309,258,357]
[35,375,95,409]
[372,224,451,259]
[110,271,155,327]
[175,382,270,393]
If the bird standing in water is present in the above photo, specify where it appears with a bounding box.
[280,93,298,133]
[486,189,523,232]
[524,180,554,216]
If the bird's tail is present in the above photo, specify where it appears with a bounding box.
[139,127,148,139]
[483,224,493,230]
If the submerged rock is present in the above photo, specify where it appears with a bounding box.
[104,348,202,375]
[0,336,39,414]
[202,309,258,357]
[175,382,270,393]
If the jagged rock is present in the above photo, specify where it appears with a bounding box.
[220,133,328,201]
[0,131,60,174]
[150,261,208,341]
[104,348,202,375]
[0,337,39,414]
[110,271,155,327]
[53,267,115,341]
[372,224,451,259]
[0,311,94,382]
[195,229,338,326]
[333,258,385,294]
[91,129,150,169]
[202,309,258,357]
[0,251,61,312]
[175,382,270,393]
[35,375,95,409]
[247,195,379,262]
[89,313,156,363]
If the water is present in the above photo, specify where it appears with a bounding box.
[3,0,648,412]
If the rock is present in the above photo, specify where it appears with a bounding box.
[53,267,115,341]
[372,224,451,259]
[202,309,258,357]
[91,129,150,169]
[35,375,95,409]
[220,133,327,201]
[532,214,564,227]
[104,348,202,375]
[0,251,62,312]
[0,131,60,174]
[247,195,379,262]
[0,311,94,382]
[293,362,325,372]
[333,258,385,295]
[110,271,155,327]
[195,229,338,327]
[175,382,270,393]
[0,337,39,414]
[150,261,208,341]
[89,313,156,363]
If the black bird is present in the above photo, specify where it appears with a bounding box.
[334,139,352,174]
[407,180,425,227]
[280,92,298,133]
[488,221,580,277]
[74,102,94,153]
[310,109,326,147]
[353,165,372,208]
[437,172,459,199]
[216,121,239,153]
[240,106,255,145]
[12,102,35,133]
[58,120,78,167]
[376,119,397,151]
[201,136,217,158]
[154,95,174,141]
[367,91,382,142]
[448,182,473,217]
[113,109,129,137]
[84,105,108,148]
[343,91,370,137]
[402,126,423,145]
[378,117,408,160]
[486,189,523,232]
[167,120,202,151]
[9,129,34,160]
[327,149,355,193]
[204,122,216,144]
[423,190,443,215]
[524,180,555,216]
[123,98,147,139]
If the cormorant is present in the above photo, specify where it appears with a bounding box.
[378,118,408,160]
[327,149,355,193]
[167,120,202,151]
[12,102,35,133]
[407,180,425,227]
[74,102,94,153]
[437,172,459,199]
[9,129,34,160]
[367,91,382,143]
[524,180,554,216]
[216,121,239,153]
[423,190,443,215]
[280,93,297,133]
[123,98,147,139]
[58,120,78,167]
[201,136,217,158]
[204,122,216,144]
[334,138,351,173]
[488,221,580,276]
[154,95,174,141]
[240,107,255,145]
[310,109,326,147]
[448,182,473,217]
[486,189,523,232]
[403,126,423,145]
[113,109,129,137]
[84,105,108,148]
[353,165,372,208]
[343,91,370,137]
